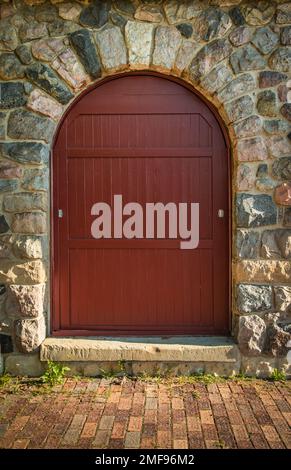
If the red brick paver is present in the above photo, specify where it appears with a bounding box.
[0,378,290,449]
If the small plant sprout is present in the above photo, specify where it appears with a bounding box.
[42,360,70,387]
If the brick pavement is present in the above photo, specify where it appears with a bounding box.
[0,377,290,449]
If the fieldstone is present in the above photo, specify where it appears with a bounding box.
[125,21,154,68]
[0,179,18,193]
[35,3,58,22]
[267,135,291,158]
[265,320,290,357]
[257,90,277,117]
[6,284,45,319]
[225,96,254,123]
[284,208,291,227]
[69,29,101,79]
[237,137,268,162]
[13,236,43,260]
[58,2,82,21]
[12,213,46,235]
[229,6,245,26]
[238,315,266,356]
[236,193,277,227]
[163,0,203,25]
[237,164,256,190]
[189,39,232,81]
[276,3,291,24]
[0,142,49,165]
[269,47,291,72]
[0,21,17,52]
[259,70,287,88]
[14,316,46,353]
[281,26,291,45]
[0,162,22,179]
[261,229,291,259]
[243,1,275,26]
[278,83,288,103]
[31,37,64,62]
[252,26,279,55]
[274,286,291,314]
[256,177,276,192]
[8,109,55,144]
[0,215,9,234]
[218,74,255,102]
[237,284,272,313]
[22,168,48,192]
[5,354,44,377]
[95,25,127,71]
[0,259,46,284]
[193,8,232,41]
[272,157,291,180]
[80,0,110,28]
[263,119,290,134]
[153,26,181,70]
[233,116,262,138]
[15,44,33,65]
[281,103,291,121]
[4,192,47,213]
[257,163,271,178]
[0,53,24,80]
[175,39,198,73]
[19,21,47,42]
[0,235,12,259]
[51,48,89,90]
[48,19,79,36]
[0,82,27,109]
[176,23,192,38]
[229,26,252,46]
[135,5,163,23]
[115,0,135,15]
[0,111,4,138]
[27,89,63,121]
[275,182,291,206]
[275,230,290,259]
[26,62,74,104]
[200,63,233,94]
[236,229,260,259]
[110,11,127,30]
[230,44,266,73]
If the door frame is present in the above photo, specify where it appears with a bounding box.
[50,71,232,337]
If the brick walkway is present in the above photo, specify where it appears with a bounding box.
[0,377,290,449]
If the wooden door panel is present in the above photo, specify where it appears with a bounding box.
[53,75,229,335]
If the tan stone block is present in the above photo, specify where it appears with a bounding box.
[235,260,291,283]
[0,259,46,284]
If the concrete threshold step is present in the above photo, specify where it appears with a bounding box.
[40,336,240,364]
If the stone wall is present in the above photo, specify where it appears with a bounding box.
[0,0,290,377]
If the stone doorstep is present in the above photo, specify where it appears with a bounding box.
[40,336,240,364]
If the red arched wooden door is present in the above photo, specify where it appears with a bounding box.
[52,75,229,336]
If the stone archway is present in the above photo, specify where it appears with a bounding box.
[0,0,290,377]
